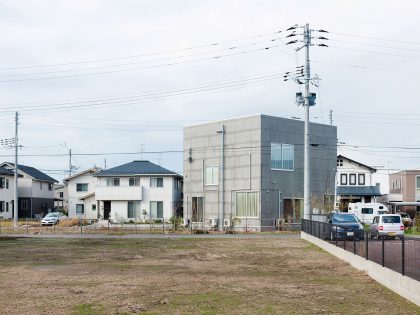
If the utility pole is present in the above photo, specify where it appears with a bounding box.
[217,125,225,231]
[69,148,72,177]
[14,112,19,228]
[329,110,333,126]
[284,23,328,220]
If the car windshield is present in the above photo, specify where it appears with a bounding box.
[332,214,358,223]
[382,216,401,223]
[45,213,58,218]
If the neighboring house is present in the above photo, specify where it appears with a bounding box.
[94,161,183,223]
[336,155,381,210]
[54,184,68,213]
[388,170,420,218]
[0,167,16,219]
[63,167,99,220]
[0,162,58,218]
[183,114,337,230]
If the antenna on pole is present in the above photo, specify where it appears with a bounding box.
[284,24,329,220]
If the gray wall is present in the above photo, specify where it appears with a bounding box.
[183,114,337,225]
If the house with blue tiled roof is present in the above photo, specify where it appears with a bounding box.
[94,161,183,223]
[0,162,58,218]
[336,155,382,211]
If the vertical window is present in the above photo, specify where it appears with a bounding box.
[92,204,96,211]
[59,192,64,198]
[0,177,4,188]
[5,179,9,189]
[127,201,140,218]
[192,197,204,222]
[358,174,365,185]
[48,183,53,191]
[235,191,259,217]
[0,201,4,212]
[416,176,420,190]
[40,182,42,190]
[21,200,28,210]
[107,178,120,186]
[349,174,356,185]
[129,178,140,186]
[340,174,348,185]
[76,204,84,214]
[5,202,8,212]
[271,143,294,170]
[150,201,163,218]
[76,183,89,192]
[205,166,219,185]
[150,177,163,188]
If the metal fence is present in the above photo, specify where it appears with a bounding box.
[302,219,420,281]
[0,218,301,236]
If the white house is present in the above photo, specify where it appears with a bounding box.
[0,167,16,219]
[94,161,183,223]
[54,184,68,212]
[63,167,99,220]
[0,162,57,218]
[336,155,381,210]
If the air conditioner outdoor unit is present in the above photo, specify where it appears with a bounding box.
[208,218,218,227]
[224,219,231,227]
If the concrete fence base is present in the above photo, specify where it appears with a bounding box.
[301,231,420,307]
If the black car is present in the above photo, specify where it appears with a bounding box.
[324,212,365,241]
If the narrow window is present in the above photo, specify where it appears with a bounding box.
[358,174,365,185]
[340,174,347,185]
[76,204,84,215]
[349,174,356,185]
[150,177,163,188]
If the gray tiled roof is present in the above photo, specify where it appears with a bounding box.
[337,186,381,197]
[95,161,178,177]
[4,162,57,182]
[0,167,14,176]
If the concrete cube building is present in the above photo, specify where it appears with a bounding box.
[183,114,337,230]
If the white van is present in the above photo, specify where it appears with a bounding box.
[348,202,389,224]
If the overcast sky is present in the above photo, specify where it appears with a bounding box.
[0,0,419,183]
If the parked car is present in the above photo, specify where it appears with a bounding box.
[41,212,67,226]
[324,212,365,241]
[398,212,413,227]
[348,202,389,224]
[370,214,404,239]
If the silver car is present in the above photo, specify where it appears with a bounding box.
[41,212,67,226]
[370,214,405,239]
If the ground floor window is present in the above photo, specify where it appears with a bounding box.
[150,201,163,218]
[235,192,259,218]
[127,201,140,219]
[76,204,84,215]
[283,199,303,221]
[192,197,204,222]
[21,200,28,210]
[0,201,4,212]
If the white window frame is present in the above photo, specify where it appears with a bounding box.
[349,174,356,185]
[150,177,164,188]
[129,177,140,187]
[358,174,365,185]
[340,174,348,185]
[271,143,294,171]
[235,191,259,218]
[106,178,120,186]
[204,166,219,186]
[150,201,164,218]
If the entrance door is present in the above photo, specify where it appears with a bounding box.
[104,201,111,219]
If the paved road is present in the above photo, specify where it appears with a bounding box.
[0,233,300,239]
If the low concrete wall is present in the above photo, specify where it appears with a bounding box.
[301,231,420,306]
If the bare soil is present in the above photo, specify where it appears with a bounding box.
[0,236,418,314]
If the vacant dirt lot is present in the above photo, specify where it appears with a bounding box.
[0,236,418,315]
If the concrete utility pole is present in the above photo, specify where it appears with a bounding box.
[13,111,19,228]
[285,23,328,220]
[217,125,225,231]
[69,148,72,177]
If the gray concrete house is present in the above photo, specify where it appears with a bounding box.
[183,114,337,230]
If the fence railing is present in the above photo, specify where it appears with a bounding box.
[302,219,420,281]
[0,217,301,236]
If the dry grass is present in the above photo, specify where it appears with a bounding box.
[0,236,418,315]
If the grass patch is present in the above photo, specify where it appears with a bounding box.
[71,304,105,315]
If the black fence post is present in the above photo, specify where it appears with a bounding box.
[353,236,356,255]
[80,219,83,235]
[335,225,338,246]
[365,231,369,261]
[107,219,110,235]
[402,236,405,276]
[382,237,385,267]
[162,220,165,234]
